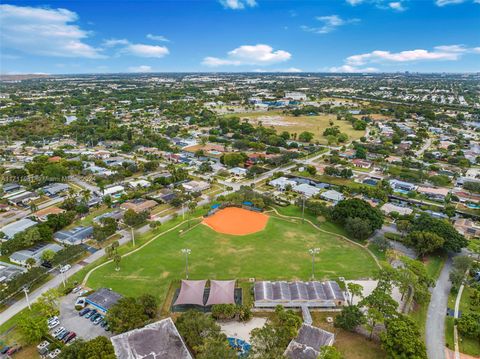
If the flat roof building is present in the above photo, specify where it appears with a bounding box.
[86,288,123,313]
[111,318,193,359]
[9,243,63,266]
[54,226,93,245]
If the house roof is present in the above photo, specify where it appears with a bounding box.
[111,318,193,359]
[54,226,93,244]
[1,218,38,239]
[284,324,335,359]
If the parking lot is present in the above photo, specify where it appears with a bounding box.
[59,290,112,340]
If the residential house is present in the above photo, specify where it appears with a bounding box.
[417,186,449,201]
[9,243,63,266]
[182,180,210,193]
[32,206,66,222]
[0,218,38,240]
[380,203,413,216]
[293,183,321,198]
[454,219,480,239]
[320,190,344,204]
[352,159,372,169]
[120,199,157,213]
[269,177,297,191]
[54,226,93,245]
[42,183,69,197]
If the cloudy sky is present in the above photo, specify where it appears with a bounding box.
[1,0,479,74]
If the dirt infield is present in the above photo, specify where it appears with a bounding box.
[202,207,269,236]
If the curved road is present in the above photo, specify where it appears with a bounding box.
[425,257,452,359]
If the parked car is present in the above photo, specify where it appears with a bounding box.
[52,327,65,337]
[6,345,21,355]
[47,348,61,358]
[55,329,68,340]
[59,264,71,273]
[93,316,103,325]
[58,331,70,341]
[85,309,97,319]
[72,286,82,293]
[64,332,76,344]
[90,313,101,322]
[0,346,10,354]
[79,308,91,316]
[78,289,89,297]
[47,318,59,329]
[100,320,108,328]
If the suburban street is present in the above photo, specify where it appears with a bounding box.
[0,230,132,325]
[425,257,452,359]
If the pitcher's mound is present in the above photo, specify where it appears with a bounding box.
[203,207,269,236]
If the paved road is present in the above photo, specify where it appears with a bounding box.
[0,197,64,227]
[0,230,132,325]
[426,256,452,359]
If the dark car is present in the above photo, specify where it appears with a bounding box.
[58,331,70,341]
[64,332,76,344]
[90,313,100,322]
[100,320,108,328]
[79,308,91,317]
[0,346,10,354]
[85,309,97,319]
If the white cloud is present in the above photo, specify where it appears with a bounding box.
[104,38,169,58]
[253,67,303,73]
[302,15,359,34]
[128,65,153,73]
[123,44,169,58]
[146,34,170,42]
[346,48,462,66]
[388,2,406,11]
[202,44,291,67]
[0,4,103,58]
[329,65,378,73]
[330,44,480,72]
[346,0,365,4]
[219,0,257,10]
[435,0,465,5]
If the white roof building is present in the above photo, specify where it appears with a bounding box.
[1,218,38,240]
[293,183,321,198]
[128,179,151,188]
[320,190,344,203]
[380,203,413,216]
[269,177,297,190]
[103,185,125,197]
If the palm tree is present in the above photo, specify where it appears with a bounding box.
[113,254,121,271]
[81,189,91,203]
[29,202,38,214]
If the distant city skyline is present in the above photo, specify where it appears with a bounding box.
[1,0,479,74]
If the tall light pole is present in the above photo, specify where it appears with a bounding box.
[181,248,191,279]
[302,195,306,224]
[308,248,320,280]
[130,225,135,247]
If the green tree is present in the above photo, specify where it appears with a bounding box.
[347,283,364,305]
[59,336,116,359]
[17,313,48,344]
[381,315,427,359]
[334,305,365,331]
[176,310,223,354]
[345,217,372,241]
[40,249,56,263]
[106,297,147,334]
[318,346,343,359]
[298,131,314,142]
[196,335,237,359]
[456,313,480,338]
[405,231,444,258]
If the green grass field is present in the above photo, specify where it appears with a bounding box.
[223,110,365,143]
[85,210,378,303]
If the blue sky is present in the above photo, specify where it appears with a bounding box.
[1,0,479,74]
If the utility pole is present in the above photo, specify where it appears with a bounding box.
[23,287,31,310]
[130,226,135,247]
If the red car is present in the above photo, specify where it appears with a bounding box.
[64,332,77,344]
[6,346,21,355]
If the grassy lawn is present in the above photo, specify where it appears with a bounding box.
[85,208,378,304]
[311,312,386,359]
[224,110,365,143]
[65,205,111,229]
[446,286,480,356]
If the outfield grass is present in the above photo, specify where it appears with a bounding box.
[223,110,365,142]
[85,209,378,303]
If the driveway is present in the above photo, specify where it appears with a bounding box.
[426,256,452,359]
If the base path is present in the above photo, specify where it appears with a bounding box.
[203,207,269,236]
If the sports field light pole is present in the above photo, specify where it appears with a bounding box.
[308,248,320,280]
[129,225,136,247]
[181,248,191,279]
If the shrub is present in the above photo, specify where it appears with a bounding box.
[211,304,237,320]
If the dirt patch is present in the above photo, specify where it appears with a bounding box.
[203,207,269,236]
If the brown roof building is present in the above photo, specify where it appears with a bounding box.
[120,199,157,213]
